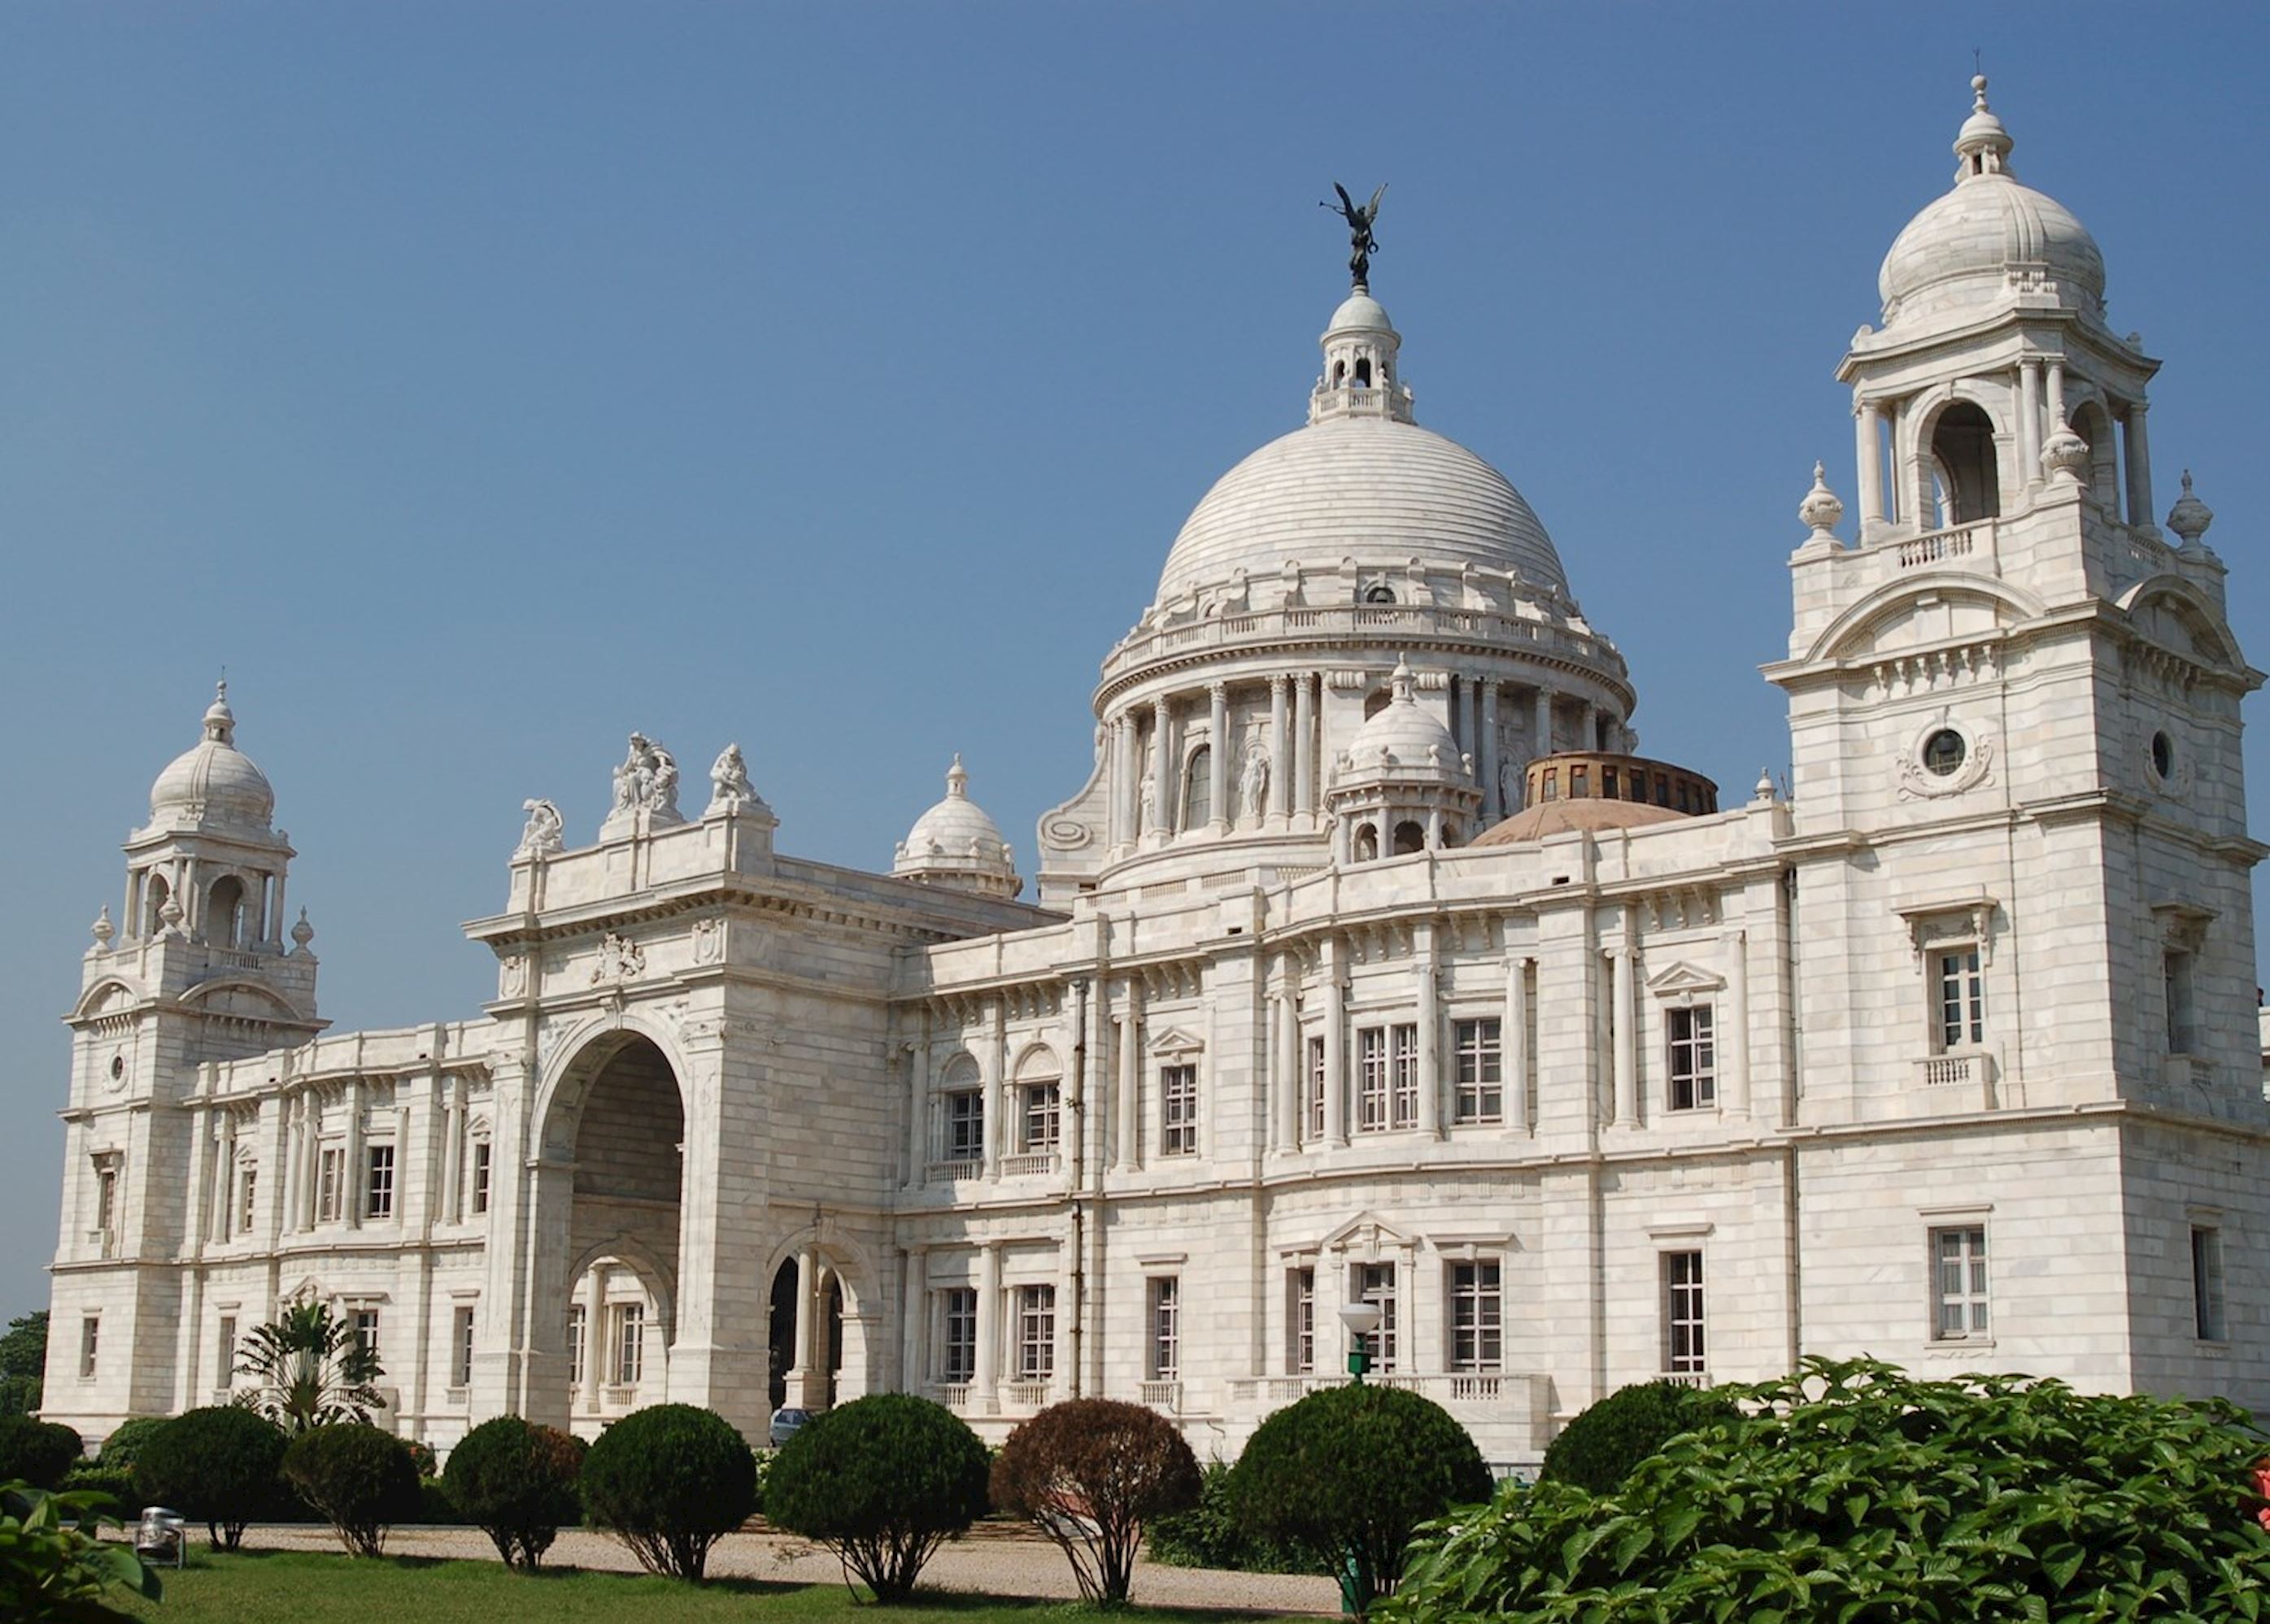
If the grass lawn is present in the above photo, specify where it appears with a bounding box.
[109,1549,1285,1623]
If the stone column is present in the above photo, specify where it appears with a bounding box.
[2046,361,2065,442]
[1151,698,1177,837]
[974,1240,1001,1413]
[1610,934,1638,1130]
[1479,682,1501,821]
[1532,687,1553,757]
[1460,677,1479,764]
[442,1077,465,1224]
[2018,364,2041,488]
[1115,980,1142,1171]
[1416,926,1441,1137]
[345,1080,366,1228]
[1293,674,1317,821]
[1856,399,1885,526]
[1575,699,1597,754]
[900,1246,927,1392]
[982,997,1003,1181]
[1322,938,1348,1146]
[1724,929,1750,1119]
[578,1267,607,1413]
[787,1245,821,1404]
[1208,682,1231,831]
[1504,952,1531,1134]
[904,1037,929,1189]
[1274,978,1300,1153]
[2124,401,2155,528]
[1268,676,1291,824]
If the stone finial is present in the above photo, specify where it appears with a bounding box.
[89,905,114,951]
[2166,468,2215,548]
[157,894,185,936]
[1754,768,1776,804]
[290,907,315,951]
[945,754,969,799]
[2040,416,2089,486]
[1798,460,1845,538]
[1953,72,2014,179]
[203,679,236,746]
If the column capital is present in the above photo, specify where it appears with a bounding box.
[1208,679,1228,699]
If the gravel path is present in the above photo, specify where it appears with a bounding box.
[239,1523,1342,1614]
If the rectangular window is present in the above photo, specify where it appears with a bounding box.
[941,1287,978,1383]
[1453,1018,1503,1124]
[1287,1268,1314,1374]
[353,1308,381,1366]
[2192,1226,2225,1341]
[1354,1262,1398,1373]
[1161,1065,1199,1156]
[1449,1261,1502,1372]
[1667,1005,1717,1111]
[567,1304,586,1388]
[95,1165,118,1234]
[238,1165,258,1233]
[1662,1252,1706,1374]
[2165,951,2197,1055]
[80,1315,98,1379]
[318,1147,342,1222]
[1932,1226,1989,1341]
[218,1315,237,1387]
[1937,948,1985,1048]
[613,1303,644,1386]
[1017,1284,1057,1379]
[1305,1037,1326,1141]
[945,1091,984,1161]
[1148,1277,1180,1380]
[1602,768,1619,799]
[1022,1084,1061,1154]
[471,1142,492,1215]
[1389,1024,1419,1129]
[1571,765,1588,799]
[451,1306,476,1387]
[364,1144,395,1220]
[1356,1028,1388,1132]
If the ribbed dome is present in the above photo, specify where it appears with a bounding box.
[894,756,1021,899]
[1877,76,2105,327]
[147,683,275,830]
[1338,659,1468,787]
[1154,417,1566,606]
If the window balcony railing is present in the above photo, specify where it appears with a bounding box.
[1002,1379,1052,1408]
[1915,1050,1997,1091]
[935,1382,971,1413]
[1893,518,1995,571]
[925,1159,982,1183]
[1000,1152,1059,1178]
[1659,1369,1712,1389]
[1138,1380,1182,1411]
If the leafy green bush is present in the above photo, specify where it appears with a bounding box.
[765,1395,986,1602]
[281,1423,422,1558]
[0,1419,83,1491]
[0,1481,162,1620]
[1536,1378,1737,1496]
[134,1405,289,1550]
[1387,1356,2270,1623]
[444,1415,586,1570]
[1148,1459,1310,1573]
[0,1314,46,1419]
[1230,1382,1491,1614]
[94,1418,170,1476]
[581,1404,756,1581]
[992,1397,1200,1604]
[56,1465,136,1508]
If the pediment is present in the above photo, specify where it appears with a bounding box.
[1147,1025,1205,1058]
[1645,960,1725,1002]
[1319,1210,1413,1256]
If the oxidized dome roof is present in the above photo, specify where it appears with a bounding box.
[147,682,275,830]
[1877,76,2105,327]
[1154,417,1566,606]
[894,756,1021,898]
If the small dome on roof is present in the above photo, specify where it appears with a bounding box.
[146,682,276,831]
[1337,659,1470,788]
[1326,292,1394,334]
[894,756,1022,900]
[1878,76,2105,328]
[1468,797,1686,847]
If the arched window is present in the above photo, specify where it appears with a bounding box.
[2070,402,2120,511]
[1362,583,1396,606]
[1353,823,1379,862]
[143,873,171,937]
[1392,821,1426,856]
[1929,401,2000,525]
[1181,747,1212,829]
[1353,356,1372,387]
[207,876,246,947]
[1331,360,1346,386]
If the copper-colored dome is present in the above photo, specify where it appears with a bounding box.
[1468,798,1686,847]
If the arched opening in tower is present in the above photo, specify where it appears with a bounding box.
[1929,400,2001,525]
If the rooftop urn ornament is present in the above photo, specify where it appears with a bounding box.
[2166,468,2216,548]
[1322,181,1387,291]
[89,905,114,953]
[1798,460,1845,538]
[158,894,185,937]
[1754,768,1776,804]
[290,906,315,951]
[2040,415,2090,486]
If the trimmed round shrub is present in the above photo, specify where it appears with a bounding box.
[444,1415,586,1570]
[1538,1378,1739,1496]
[135,1405,288,1549]
[581,1404,756,1581]
[1230,1383,1491,1614]
[95,1417,170,1474]
[0,1417,83,1490]
[281,1423,422,1558]
[993,1397,1201,1604]
[766,1394,988,1602]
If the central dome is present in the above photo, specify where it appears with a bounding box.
[1153,416,1566,607]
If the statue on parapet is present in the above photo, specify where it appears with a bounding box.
[516,798,565,858]
[604,732,686,832]
[706,742,770,818]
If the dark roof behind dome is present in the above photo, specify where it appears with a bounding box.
[1468,798,1685,847]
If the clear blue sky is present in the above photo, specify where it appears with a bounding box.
[4,6,2265,1325]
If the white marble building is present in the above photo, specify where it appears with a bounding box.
[45,81,2267,1469]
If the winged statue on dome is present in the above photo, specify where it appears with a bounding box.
[1322,182,1387,290]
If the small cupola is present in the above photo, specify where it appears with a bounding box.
[1325,657,1480,862]
[145,681,277,833]
[1311,293,1415,425]
[893,755,1022,899]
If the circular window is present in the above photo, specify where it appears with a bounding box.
[1923,729,1967,777]
[2150,731,2174,779]
[1362,583,1396,605]
[108,1056,124,1081]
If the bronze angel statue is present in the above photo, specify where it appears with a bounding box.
[1322,182,1388,290]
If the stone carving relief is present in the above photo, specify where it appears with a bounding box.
[1041,815,1093,851]
[1895,715,1996,801]
[1238,738,1272,824]
[498,954,528,999]
[516,799,565,858]
[590,933,647,984]
[691,918,723,965]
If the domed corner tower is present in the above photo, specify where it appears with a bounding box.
[895,755,1023,900]
[1033,264,1637,905]
[1765,79,2263,1134]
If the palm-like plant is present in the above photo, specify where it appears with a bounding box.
[233,1301,385,1433]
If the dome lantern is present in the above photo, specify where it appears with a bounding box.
[146,680,277,833]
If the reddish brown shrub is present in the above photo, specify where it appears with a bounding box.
[990,1397,1200,1604]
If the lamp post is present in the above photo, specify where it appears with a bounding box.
[1338,1300,1383,1382]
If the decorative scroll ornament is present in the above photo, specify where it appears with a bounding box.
[590,933,646,985]
[516,799,565,858]
[1896,720,1995,800]
[1041,815,1093,851]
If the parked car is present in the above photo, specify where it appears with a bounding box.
[769,1406,814,1448]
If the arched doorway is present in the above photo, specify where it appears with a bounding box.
[769,1253,847,1414]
